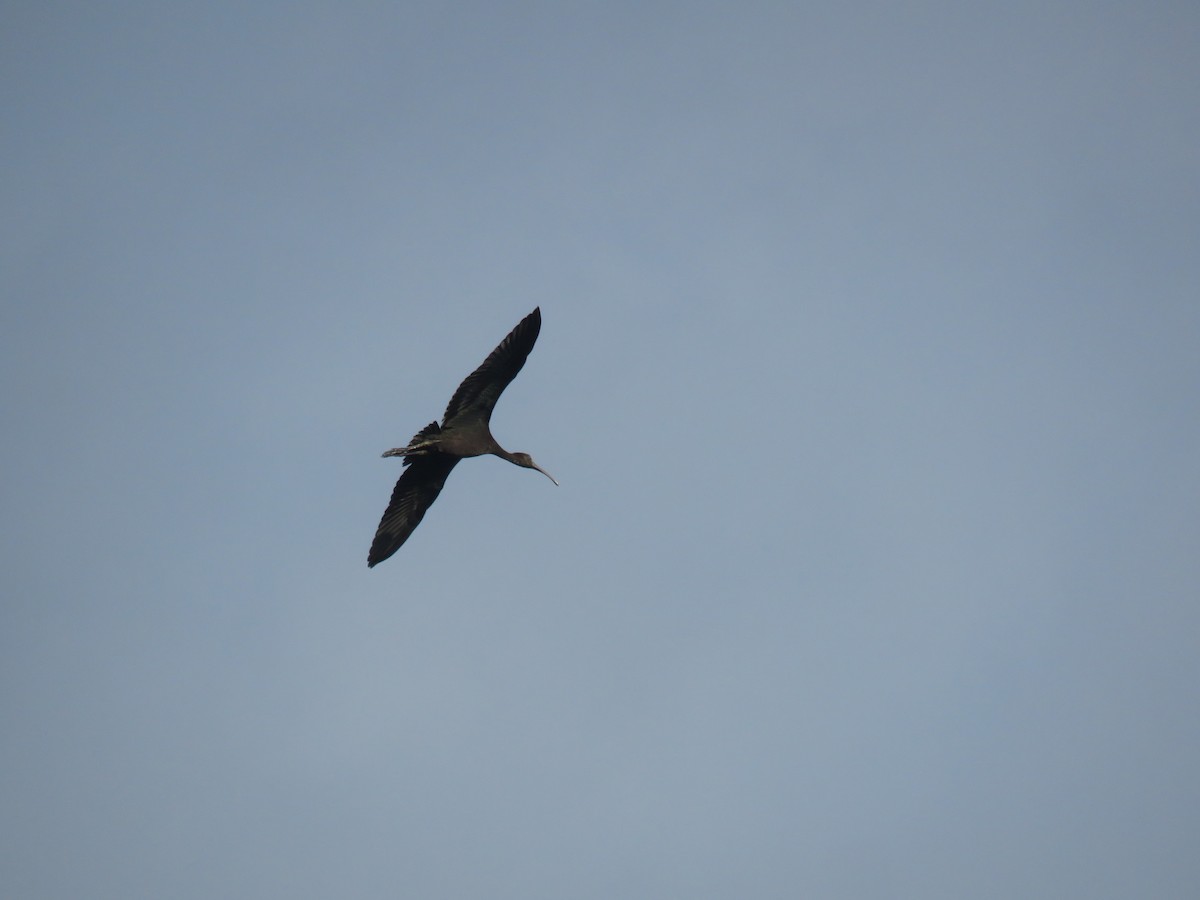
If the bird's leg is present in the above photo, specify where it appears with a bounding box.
[382,442,434,459]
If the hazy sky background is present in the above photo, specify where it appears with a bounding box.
[3,2,1198,897]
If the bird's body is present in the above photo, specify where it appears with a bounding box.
[367,307,556,567]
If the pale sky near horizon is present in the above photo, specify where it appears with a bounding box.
[3,3,1198,898]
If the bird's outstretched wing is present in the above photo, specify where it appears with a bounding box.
[442,307,542,425]
[368,454,461,567]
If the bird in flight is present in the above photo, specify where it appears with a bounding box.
[368,307,557,567]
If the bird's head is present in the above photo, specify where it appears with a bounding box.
[511,452,558,486]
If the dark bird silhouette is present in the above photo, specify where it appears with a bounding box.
[368,307,557,567]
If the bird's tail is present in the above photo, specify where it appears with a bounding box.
[381,421,442,465]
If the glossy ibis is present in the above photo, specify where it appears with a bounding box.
[368,307,557,567]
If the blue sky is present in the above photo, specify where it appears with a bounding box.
[3,3,1198,897]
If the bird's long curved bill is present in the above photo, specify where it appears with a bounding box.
[533,464,559,486]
